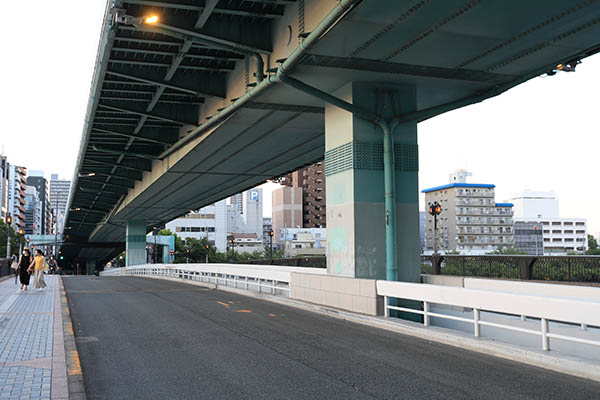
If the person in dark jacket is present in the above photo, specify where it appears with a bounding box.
[18,249,33,291]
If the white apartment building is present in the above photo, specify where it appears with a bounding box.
[49,174,71,233]
[165,200,227,252]
[280,228,327,257]
[510,190,587,254]
[423,182,514,254]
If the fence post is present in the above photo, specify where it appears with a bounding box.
[423,301,430,327]
[432,255,441,275]
[461,256,465,276]
[488,257,492,278]
[541,318,550,351]
[473,308,480,337]
[384,296,389,317]
[567,258,572,282]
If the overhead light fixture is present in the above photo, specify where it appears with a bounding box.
[145,15,159,24]
[110,8,159,26]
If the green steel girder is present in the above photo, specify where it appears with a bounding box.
[85,157,152,172]
[105,67,225,98]
[110,46,241,63]
[124,0,285,19]
[91,126,178,146]
[97,102,198,126]
[79,176,135,189]
[90,145,161,160]
[107,57,233,72]
[81,167,143,181]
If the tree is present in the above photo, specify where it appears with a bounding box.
[487,247,527,255]
[0,220,26,258]
[588,234,598,250]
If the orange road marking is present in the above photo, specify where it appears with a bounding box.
[235,310,252,313]
[67,322,74,335]
[268,313,276,317]
[68,350,82,375]
[217,301,230,307]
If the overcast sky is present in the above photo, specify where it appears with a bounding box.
[1,2,598,235]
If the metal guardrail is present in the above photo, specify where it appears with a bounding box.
[102,264,327,296]
[377,280,600,352]
[421,255,600,283]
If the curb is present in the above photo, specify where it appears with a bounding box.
[125,273,600,383]
[59,277,87,400]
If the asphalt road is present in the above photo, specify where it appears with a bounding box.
[64,276,600,400]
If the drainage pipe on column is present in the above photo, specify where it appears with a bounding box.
[276,75,399,281]
[159,0,363,159]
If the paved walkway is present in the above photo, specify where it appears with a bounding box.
[0,275,68,400]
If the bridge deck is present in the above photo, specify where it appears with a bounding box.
[64,276,599,399]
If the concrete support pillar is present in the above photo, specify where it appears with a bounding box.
[126,220,147,266]
[325,83,420,282]
[86,259,96,275]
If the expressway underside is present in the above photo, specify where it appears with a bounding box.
[63,0,600,274]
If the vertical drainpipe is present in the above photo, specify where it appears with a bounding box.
[378,119,400,281]
[276,75,401,281]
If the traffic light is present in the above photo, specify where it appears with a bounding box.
[205,245,209,249]
[60,255,64,260]
[269,230,274,237]
[18,228,23,235]
[428,202,442,216]
[26,237,30,244]
[6,215,11,225]
[231,239,235,244]
[186,249,190,253]
[30,245,34,250]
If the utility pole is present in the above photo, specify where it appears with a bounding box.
[428,202,442,254]
[231,238,235,263]
[53,192,62,260]
[269,229,274,262]
[18,229,24,255]
[6,214,12,258]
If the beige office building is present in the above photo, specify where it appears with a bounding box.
[271,187,303,245]
[422,183,514,254]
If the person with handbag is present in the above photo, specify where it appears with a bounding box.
[29,249,47,291]
[17,249,33,291]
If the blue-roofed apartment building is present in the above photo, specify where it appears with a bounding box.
[422,179,514,254]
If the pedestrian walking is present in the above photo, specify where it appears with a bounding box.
[18,249,33,291]
[30,249,47,291]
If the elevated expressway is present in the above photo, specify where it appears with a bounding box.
[63,0,600,275]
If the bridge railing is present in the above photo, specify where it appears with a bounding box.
[421,255,600,283]
[102,264,326,297]
[377,280,600,352]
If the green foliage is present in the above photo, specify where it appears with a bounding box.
[110,251,126,267]
[486,247,527,255]
[585,248,600,255]
[588,234,598,250]
[0,220,26,258]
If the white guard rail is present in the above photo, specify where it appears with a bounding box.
[377,280,600,351]
[104,264,326,297]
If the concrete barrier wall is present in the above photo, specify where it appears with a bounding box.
[422,274,600,302]
[464,278,600,302]
[290,273,381,315]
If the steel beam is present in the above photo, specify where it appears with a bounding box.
[105,70,202,96]
[97,103,196,126]
[92,127,173,145]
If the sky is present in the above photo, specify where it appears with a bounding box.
[0,2,599,235]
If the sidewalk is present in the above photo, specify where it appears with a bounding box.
[0,275,71,400]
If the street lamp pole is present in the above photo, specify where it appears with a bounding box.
[6,214,12,258]
[53,192,61,260]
